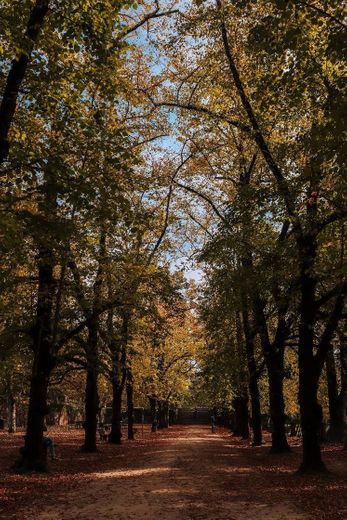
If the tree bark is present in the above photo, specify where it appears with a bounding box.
[81,232,105,451]
[82,313,100,452]
[126,368,134,440]
[297,235,326,472]
[267,351,290,452]
[339,324,347,449]
[109,374,123,444]
[326,347,343,441]
[157,401,168,429]
[241,301,262,445]
[252,298,290,453]
[0,0,49,164]
[82,362,99,452]
[232,394,249,439]
[149,396,158,432]
[8,394,16,434]
[109,314,128,444]
[15,250,55,472]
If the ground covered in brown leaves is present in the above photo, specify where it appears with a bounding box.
[0,426,346,519]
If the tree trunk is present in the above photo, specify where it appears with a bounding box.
[252,297,290,453]
[82,365,99,452]
[241,302,262,446]
[149,396,158,432]
[8,394,16,434]
[297,236,326,473]
[126,368,134,440]
[109,313,128,444]
[81,314,99,452]
[232,394,249,439]
[326,348,343,442]
[267,348,290,453]
[0,0,49,164]
[157,401,168,429]
[109,381,123,444]
[109,347,125,444]
[339,324,347,450]
[298,373,324,472]
[14,250,55,472]
[165,401,170,427]
[81,232,105,451]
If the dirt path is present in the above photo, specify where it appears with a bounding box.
[29,426,309,520]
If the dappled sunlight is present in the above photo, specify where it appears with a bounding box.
[92,466,176,479]
[146,487,181,495]
[1,426,346,520]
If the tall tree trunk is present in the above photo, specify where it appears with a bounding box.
[107,325,123,444]
[232,393,249,439]
[109,314,128,444]
[165,400,170,427]
[298,370,323,472]
[81,231,105,451]
[149,396,158,432]
[339,324,347,450]
[267,348,290,453]
[83,362,99,452]
[109,373,123,444]
[326,348,343,441]
[252,298,290,453]
[109,312,129,444]
[241,300,262,446]
[157,401,168,429]
[0,0,49,164]
[82,316,99,452]
[8,394,16,434]
[298,236,326,473]
[234,312,250,440]
[15,250,55,472]
[126,368,134,440]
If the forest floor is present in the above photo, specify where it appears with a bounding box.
[0,426,346,520]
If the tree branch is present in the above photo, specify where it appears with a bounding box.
[216,0,298,225]
[0,0,49,164]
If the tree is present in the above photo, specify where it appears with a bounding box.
[148,0,346,471]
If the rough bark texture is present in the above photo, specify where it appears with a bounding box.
[0,0,49,164]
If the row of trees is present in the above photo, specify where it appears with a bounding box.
[141,0,346,473]
[0,0,195,471]
[0,0,346,477]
